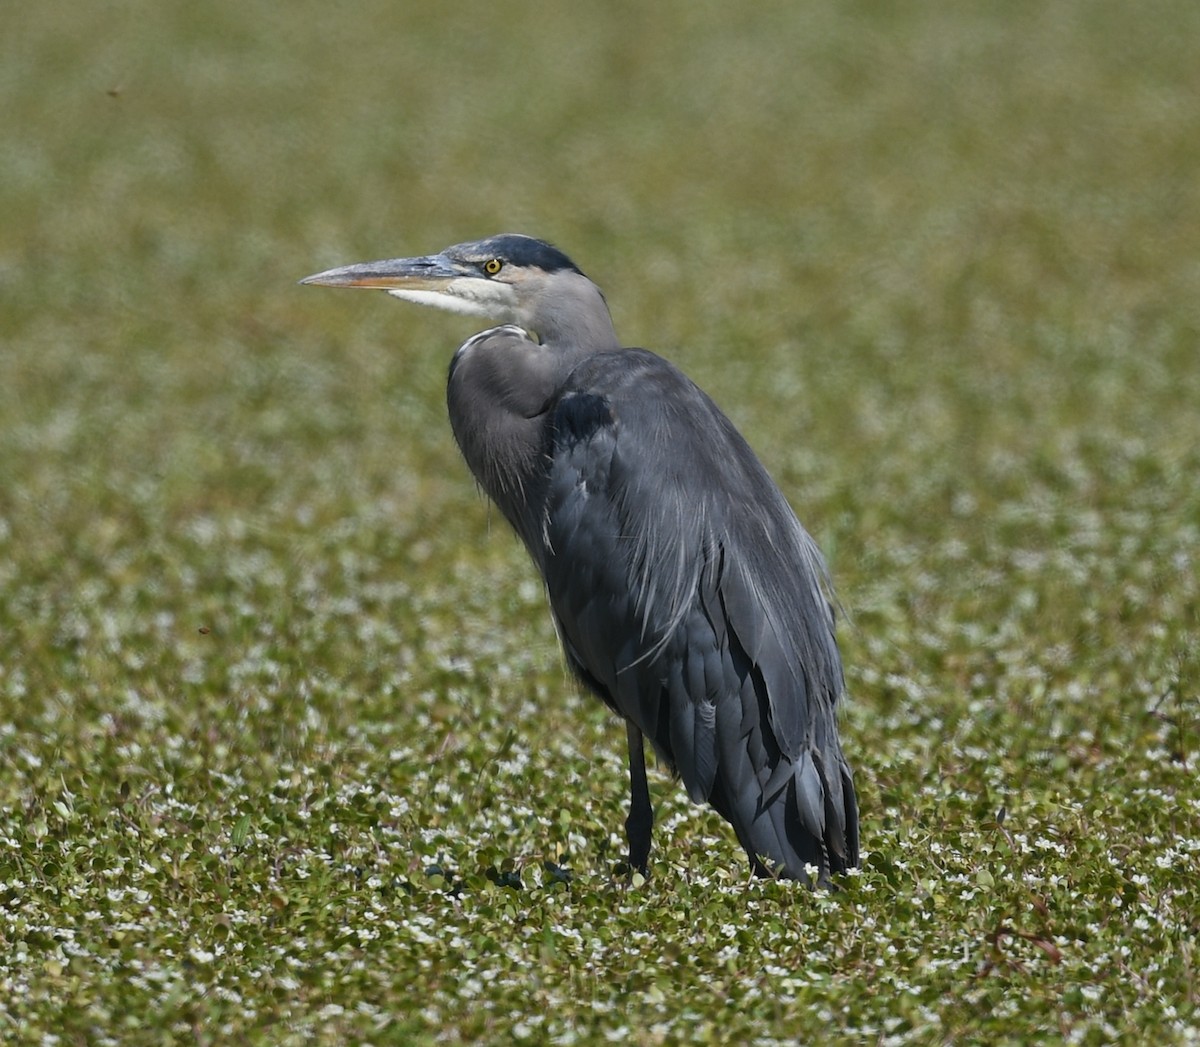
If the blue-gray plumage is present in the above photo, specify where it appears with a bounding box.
[301,235,859,884]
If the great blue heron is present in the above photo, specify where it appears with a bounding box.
[302,234,859,884]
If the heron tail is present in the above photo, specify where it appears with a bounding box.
[708,685,859,885]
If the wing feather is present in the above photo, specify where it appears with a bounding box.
[535,349,857,881]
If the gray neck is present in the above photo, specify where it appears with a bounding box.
[526,270,621,354]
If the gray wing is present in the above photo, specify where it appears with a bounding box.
[537,349,858,880]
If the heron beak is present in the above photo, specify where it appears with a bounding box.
[299,253,461,291]
[302,251,518,319]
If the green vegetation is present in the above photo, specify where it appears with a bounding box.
[2,2,1198,1042]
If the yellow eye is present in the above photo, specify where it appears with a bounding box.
[483,258,503,276]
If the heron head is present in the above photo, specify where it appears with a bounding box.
[302,234,618,350]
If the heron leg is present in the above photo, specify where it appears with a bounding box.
[624,722,653,875]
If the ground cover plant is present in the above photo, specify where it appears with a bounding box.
[2,1,1198,1043]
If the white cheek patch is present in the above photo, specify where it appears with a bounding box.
[387,277,518,320]
[386,288,494,317]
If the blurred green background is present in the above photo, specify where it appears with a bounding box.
[2,2,1198,1043]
